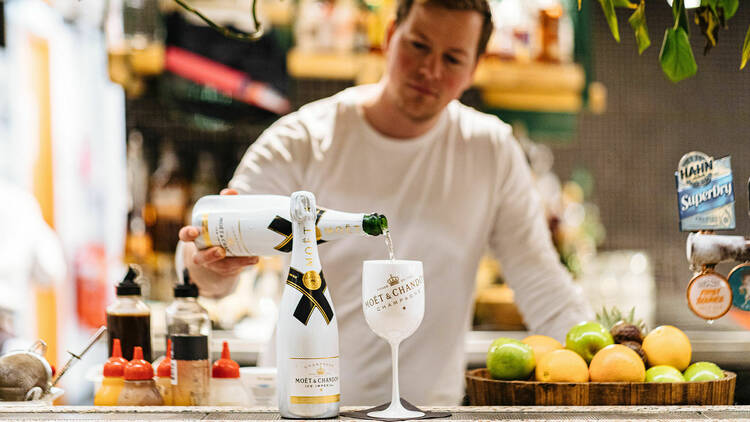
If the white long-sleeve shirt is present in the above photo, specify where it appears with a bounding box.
[229,84,593,405]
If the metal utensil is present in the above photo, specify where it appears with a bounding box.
[52,326,107,387]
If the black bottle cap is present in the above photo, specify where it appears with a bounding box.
[174,268,199,298]
[116,265,142,296]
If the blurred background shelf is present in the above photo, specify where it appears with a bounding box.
[286,49,598,113]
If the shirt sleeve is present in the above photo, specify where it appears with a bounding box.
[487,129,593,342]
[228,112,315,195]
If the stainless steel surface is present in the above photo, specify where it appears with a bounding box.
[1,406,750,421]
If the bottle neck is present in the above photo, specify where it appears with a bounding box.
[362,213,388,236]
[174,296,198,302]
[291,214,321,272]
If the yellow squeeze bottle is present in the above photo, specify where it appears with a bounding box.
[94,338,128,405]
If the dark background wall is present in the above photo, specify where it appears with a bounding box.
[550,3,750,329]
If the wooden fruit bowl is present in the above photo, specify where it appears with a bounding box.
[465,368,736,405]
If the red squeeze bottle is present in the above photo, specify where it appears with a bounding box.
[117,347,163,406]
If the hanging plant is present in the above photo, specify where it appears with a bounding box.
[582,0,750,82]
[171,0,265,41]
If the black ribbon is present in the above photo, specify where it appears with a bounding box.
[286,267,334,325]
[267,210,327,252]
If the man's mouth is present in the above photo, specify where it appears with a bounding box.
[406,82,437,97]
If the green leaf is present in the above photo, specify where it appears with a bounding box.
[719,0,738,20]
[628,1,650,54]
[741,24,750,69]
[659,27,698,82]
[613,0,637,9]
[598,0,620,42]
[672,0,690,33]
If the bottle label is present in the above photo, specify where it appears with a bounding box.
[286,267,334,325]
[288,356,340,404]
[170,358,178,385]
[687,270,733,320]
[675,153,735,231]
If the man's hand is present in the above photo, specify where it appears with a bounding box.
[179,188,259,297]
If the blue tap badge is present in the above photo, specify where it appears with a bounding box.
[675,152,735,231]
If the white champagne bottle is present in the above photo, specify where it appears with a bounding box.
[277,191,340,418]
[191,194,387,256]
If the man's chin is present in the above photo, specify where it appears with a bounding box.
[400,100,441,122]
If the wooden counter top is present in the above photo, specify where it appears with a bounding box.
[2,405,749,421]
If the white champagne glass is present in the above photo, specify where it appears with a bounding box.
[362,260,425,419]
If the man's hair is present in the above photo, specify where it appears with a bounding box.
[394,0,493,58]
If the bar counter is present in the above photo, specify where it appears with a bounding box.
[2,406,750,421]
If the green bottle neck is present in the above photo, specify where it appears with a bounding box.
[362,213,388,236]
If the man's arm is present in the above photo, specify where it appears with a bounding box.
[487,134,593,341]
[178,189,259,298]
[177,111,318,298]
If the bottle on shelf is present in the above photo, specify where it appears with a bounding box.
[118,347,163,406]
[94,338,128,406]
[209,341,250,406]
[106,265,152,361]
[166,269,211,406]
[191,194,388,256]
[149,141,189,300]
[277,191,340,418]
[124,130,154,271]
[155,338,174,406]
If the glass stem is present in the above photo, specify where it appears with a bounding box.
[389,340,400,408]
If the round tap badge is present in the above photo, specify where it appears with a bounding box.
[303,270,322,290]
[686,270,732,320]
[728,263,750,311]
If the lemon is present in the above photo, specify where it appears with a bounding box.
[535,349,589,382]
[589,344,646,382]
[641,325,692,371]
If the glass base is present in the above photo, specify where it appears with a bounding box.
[368,404,424,419]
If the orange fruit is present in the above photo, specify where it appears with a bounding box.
[641,325,691,371]
[522,335,564,363]
[535,349,589,382]
[589,344,646,382]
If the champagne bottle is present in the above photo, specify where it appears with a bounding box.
[191,194,387,256]
[277,191,340,419]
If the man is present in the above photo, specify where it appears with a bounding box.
[179,0,592,405]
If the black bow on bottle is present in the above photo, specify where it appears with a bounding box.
[286,267,334,325]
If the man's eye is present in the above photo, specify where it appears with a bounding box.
[445,55,461,65]
[411,41,428,51]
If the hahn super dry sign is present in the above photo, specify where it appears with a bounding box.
[675,152,735,231]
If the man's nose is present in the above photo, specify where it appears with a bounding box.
[419,53,442,80]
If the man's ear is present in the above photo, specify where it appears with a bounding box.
[384,20,397,51]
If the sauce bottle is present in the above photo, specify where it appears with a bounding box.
[94,338,128,406]
[107,265,152,361]
[155,339,174,405]
[118,346,163,406]
[167,269,210,405]
[209,341,249,406]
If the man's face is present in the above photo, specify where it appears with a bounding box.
[383,3,482,122]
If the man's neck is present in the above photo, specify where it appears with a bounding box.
[360,83,443,140]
